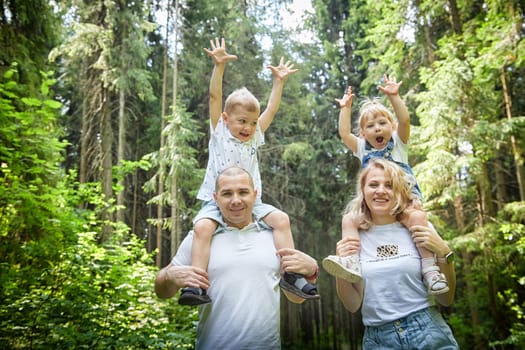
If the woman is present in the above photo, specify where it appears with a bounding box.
[332,158,459,349]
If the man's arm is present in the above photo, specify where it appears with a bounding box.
[258,57,298,132]
[336,86,358,153]
[378,75,410,143]
[203,38,237,129]
[155,264,210,299]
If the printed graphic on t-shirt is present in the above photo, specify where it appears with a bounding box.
[377,244,398,257]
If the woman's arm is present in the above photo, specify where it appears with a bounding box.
[411,224,456,306]
[333,236,364,312]
[336,278,364,312]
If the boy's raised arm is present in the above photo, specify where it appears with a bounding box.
[203,38,237,129]
[378,74,410,144]
[258,57,298,133]
[335,86,358,153]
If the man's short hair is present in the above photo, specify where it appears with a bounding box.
[215,166,254,190]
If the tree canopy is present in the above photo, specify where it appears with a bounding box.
[1,0,524,349]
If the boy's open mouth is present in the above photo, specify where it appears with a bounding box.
[376,136,384,143]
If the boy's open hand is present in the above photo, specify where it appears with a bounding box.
[335,86,354,108]
[378,74,402,96]
[203,38,238,64]
[267,57,298,81]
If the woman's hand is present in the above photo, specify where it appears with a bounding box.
[410,224,450,257]
[336,236,361,257]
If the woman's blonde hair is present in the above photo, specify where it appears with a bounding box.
[357,98,395,131]
[224,87,260,116]
[344,158,413,230]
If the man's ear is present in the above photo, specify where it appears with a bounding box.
[213,192,217,202]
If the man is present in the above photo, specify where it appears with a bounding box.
[155,166,319,350]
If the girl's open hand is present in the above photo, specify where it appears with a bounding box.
[267,57,298,81]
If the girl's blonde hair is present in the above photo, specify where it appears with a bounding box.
[358,98,396,131]
[224,87,260,116]
[344,158,413,230]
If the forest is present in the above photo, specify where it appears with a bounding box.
[1,0,524,349]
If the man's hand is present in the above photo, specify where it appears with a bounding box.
[167,265,210,289]
[155,264,210,298]
[277,248,317,277]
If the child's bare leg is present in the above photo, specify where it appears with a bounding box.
[264,210,319,299]
[263,210,294,251]
[400,209,449,295]
[341,212,360,243]
[322,213,362,282]
[178,218,217,306]
[192,218,218,270]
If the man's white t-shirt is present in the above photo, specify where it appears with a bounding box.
[172,223,281,350]
[197,118,264,201]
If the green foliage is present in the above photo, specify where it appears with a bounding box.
[0,64,67,259]
[451,201,525,348]
[0,0,60,92]
[3,0,525,349]
[1,230,197,349]
[0,63,196,349]
[143,105,203,221]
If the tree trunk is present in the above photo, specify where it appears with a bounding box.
[79,71,89,186]
[170,0,181,257]
[156,4,170,267]
[447,0,462,35]
[494,155,508,210]
[414,0,435,65]
[100,86,114,242]
[454,193,483,348]
[500,67,525,201]
[131,139,139,235]
[117,88,126,223]
[476,161,494,223]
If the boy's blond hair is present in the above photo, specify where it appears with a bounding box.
[358,98,396,130]
[224,87,260,116]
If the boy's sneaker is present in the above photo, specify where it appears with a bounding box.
[178,287,211,306]
[422,266,449,295]
[279,272,320,300]
[322,255,361,283]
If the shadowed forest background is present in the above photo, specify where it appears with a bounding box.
[1,0,525,349]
